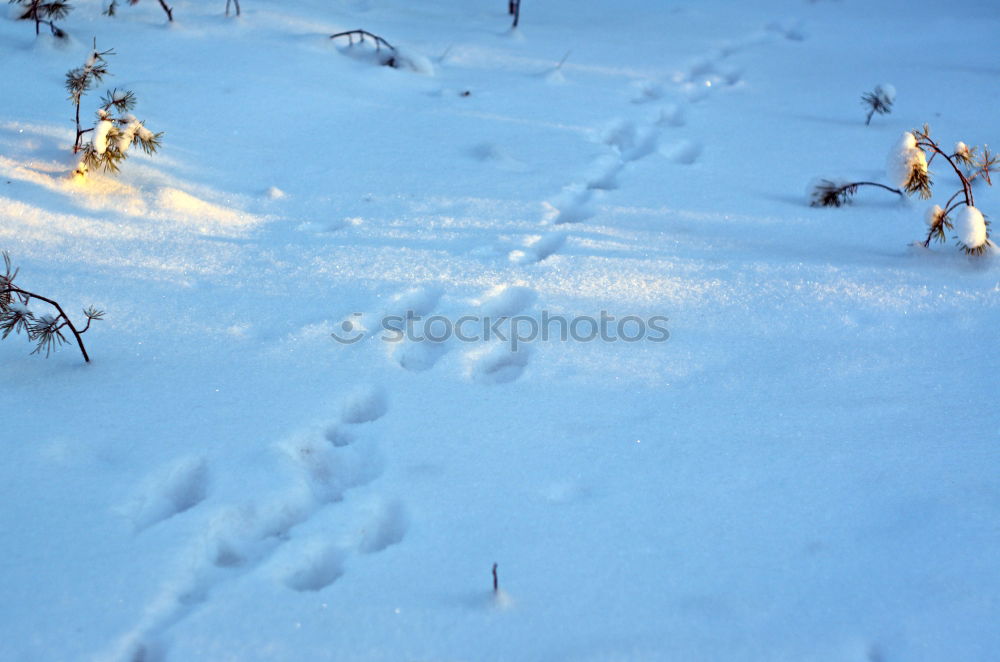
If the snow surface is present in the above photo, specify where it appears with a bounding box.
[2,1,999,661]
[955,205,988,250]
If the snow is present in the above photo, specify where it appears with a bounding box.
[875,82,896,104]
[2,1,1000,661]
[925,204,944,227]
[954,205,988,249]
[93,117,113,154]
[886,131,927,189]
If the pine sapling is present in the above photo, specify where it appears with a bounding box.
[861,83,895,126]
[810,125,996,256]
[65,44,163,176]
[0,252,104,363]
[9,0,72,38]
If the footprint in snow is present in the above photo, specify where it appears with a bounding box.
[543,185,595,225]
[357,498,408,554]
[280,541,347,592]
[665,139,702,165]
[657,103,686,128]
[631,79,665,104]
[477,284,537,318]
[123,456,210,532]
[599,120,660,162]
[509,231,567,265]
[340,384,389,424]
[584,155,624,191]
[469,343,533,385]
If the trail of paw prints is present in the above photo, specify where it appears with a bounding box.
[102,386,404,662]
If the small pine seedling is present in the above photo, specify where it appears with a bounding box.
[861,83,895,126]
[65,44,163,176]
[9,0,72,38]
[0,252,104,362]
[104,0,173,22]
[810,125,997,256]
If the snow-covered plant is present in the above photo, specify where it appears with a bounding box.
[66,44,163,176]
[104,0,172,22]
[0,252,103,363]
[75,90,163,175]
[810,125,997,256]
[9,0,72,38]
[861,83,894,126]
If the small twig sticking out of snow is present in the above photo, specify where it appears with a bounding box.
[331,29,395,52]
[555,50,571,70]
[225,0,240,17]
[510,0,521,28]
[492,563,499,593]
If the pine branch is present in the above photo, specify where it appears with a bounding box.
[0,252,102,362]
[809,179,903,207]
[9,0,72,38]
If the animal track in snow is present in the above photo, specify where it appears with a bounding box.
[631,79,665,104]
[282,433,384,504]
[340,384,389,424]
[599,120,659,162]
[282,542,347,592]
[124,456,210,532]
[392,337,449,372]
[665,140,702,165]
[584,154,624,191]
[543,185,595,225]
[470,343,533,385]
[657,103,686,128]
[509,231,567,265]
[466,142,528,172]
[383,284,443,320]
[324,424,356,448]
[478,284,537,318]
[357,499,408,554]
[767,18,806,41]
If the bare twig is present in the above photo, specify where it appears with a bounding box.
[330,29,395,52]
